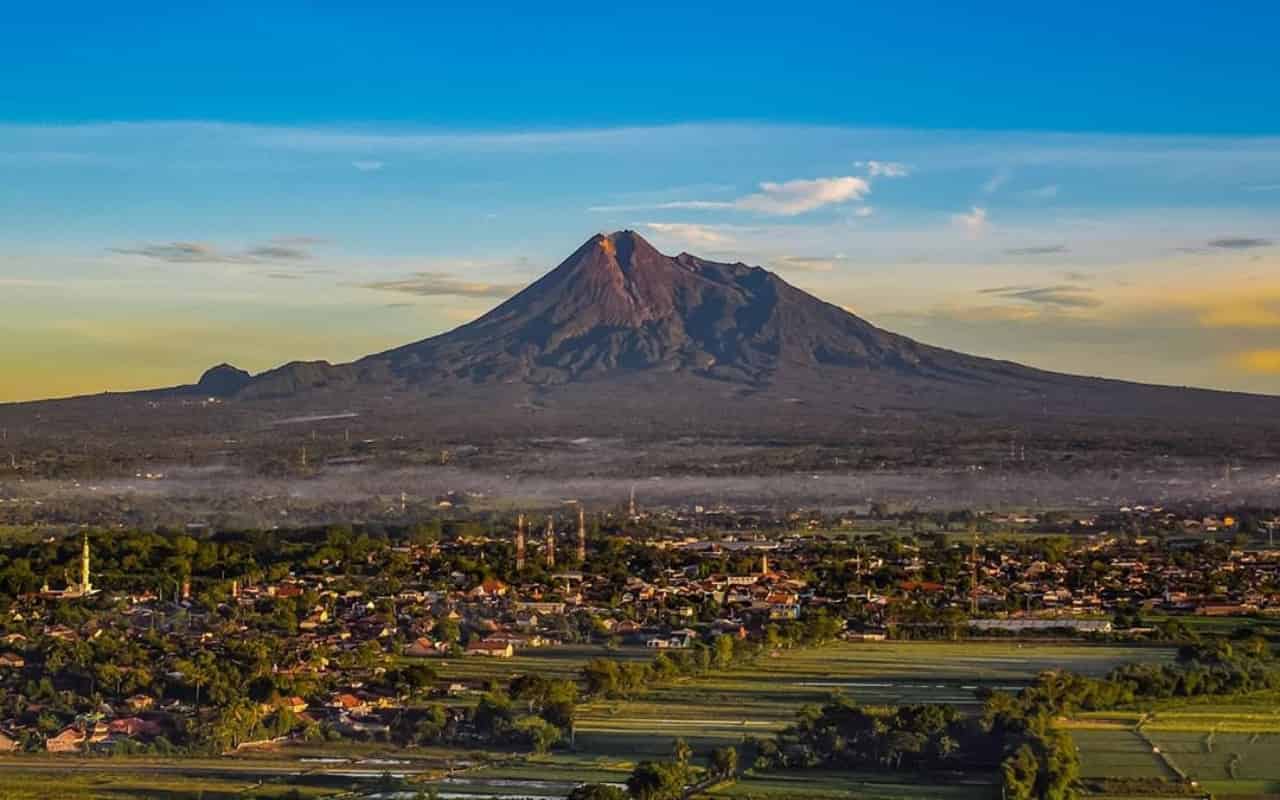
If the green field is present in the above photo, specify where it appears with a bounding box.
[1070,691,1280,798]
[706,770,997,800]
[0,770,338,799]
[428,644,654,686]
[573,642,1171,759]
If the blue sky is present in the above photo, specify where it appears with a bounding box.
[1,3,1279,400]
[6,2,1279,132]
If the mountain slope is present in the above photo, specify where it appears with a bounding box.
[155,229,1276,425]
[236,231,1057,398]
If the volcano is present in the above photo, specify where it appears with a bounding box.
[202,230,1276,426]
[9,230,1280,449]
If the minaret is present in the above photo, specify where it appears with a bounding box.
[545,516,556,569]
[628,486,637,520]
[80,533,92,596]
[759,553,769,577]
[515,513,526,571]
[577,506,587,563]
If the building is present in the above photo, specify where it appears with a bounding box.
[465,639,515,658]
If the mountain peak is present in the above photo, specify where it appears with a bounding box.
[578,230,665,273]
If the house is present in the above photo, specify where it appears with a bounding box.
[469,577,509,599]
[108,717,163,739]
[0,652,25,669]
[329,693,369,714]
[404,637,447,658]
[124,694,155,712]
[465,639,515,658]
[646,630,696,649]
[277,696,309,714]
[0,730,19,752]
[46,726,84,753]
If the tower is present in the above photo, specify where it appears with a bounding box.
[970,532,980,616]
[628,485,637,520]
[80,532,92,596]
[515,513,526,571]
[545,516,556,569]
[760,553,769,576]
[577,506,587,563]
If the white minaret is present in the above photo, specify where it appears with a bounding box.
[80,533,92,595]
[577,506,587,564]
[545,516,556,569]
[515,513,526,571]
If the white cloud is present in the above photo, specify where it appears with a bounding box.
[856,160,910,177]
[588,200,733,212]
[644,222,733,247]
[853,206,875,218]
[953,206,989,238]
[352,160,385,172]
[735,176,870,216]
[594,175,871,217]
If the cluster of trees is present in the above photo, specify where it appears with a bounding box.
[619,737,737,800]
[756,693,1079,800]
[471,673,580,753]
[583,613,843,701]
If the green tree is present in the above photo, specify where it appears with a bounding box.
[710,745,739,779]
[566,785,626,800]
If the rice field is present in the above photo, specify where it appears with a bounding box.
[573,642,1171,758]
[1070,691,1280,797]
[705,770,998,800]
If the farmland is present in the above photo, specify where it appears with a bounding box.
[1069,690,1280,798]
[572,641,1173,758]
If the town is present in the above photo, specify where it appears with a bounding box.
[0,497,1277,799]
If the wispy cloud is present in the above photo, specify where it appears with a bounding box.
[1208,236,1272,250]
[358,272,524,298]
[952,206,989,238]
[981,168,1011,195]
[1024,184,1060,200]
[594,176,870,217]
[110,237,319,264]
[643,222,733,247]
[736,176,870,215]
[110,242,252,264]
[246,243,311,260]
[588,200,733,212]
[1003,244,1069,256]
[855,160,910,177]
[979,284,1101,308]
[773,255,844,273]
[352,159,385,172]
